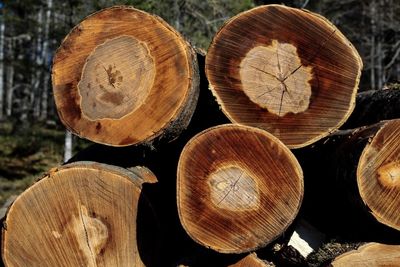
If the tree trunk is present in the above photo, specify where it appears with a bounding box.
[32,8,43,119]
[297,119,400,237]
[0,16,4,120]
[342,88,400,129]
[1,162,158,267]
[39,0,53,121]
[331,243,400,267]
[52,6,199,147]
[177,124,303,253]
[64,130,72,162]
[5,54,14,117]
[205,5,362,148]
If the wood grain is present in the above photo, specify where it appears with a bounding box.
[1,162,157,267]
[177,124,303,253]
[331,243,400,267]
[358,120,400,230]
[228,253,272,267]
[52,6,199,146]
[206,5,362,148]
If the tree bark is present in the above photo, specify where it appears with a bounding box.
[39,0,53,121]
[342,88,400,129]
[52,6,199,146]
[64,130,72,162]
[205,5,362,148]
[1,162,158,267]
[177,124,303,253]
[296,119,400,237]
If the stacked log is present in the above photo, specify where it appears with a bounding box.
[52,6,199,146]
[2,4,400,267]
[206,4,362,148]
[2,162,158,266]
[331,243,400,267]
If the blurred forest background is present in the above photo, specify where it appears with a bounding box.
[0,0,399,206]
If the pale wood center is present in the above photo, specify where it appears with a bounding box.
[78,35,155,120]
[377,161,400,187]
[240,40,313,116]
[71,205,109,267]
[208,165,260,211]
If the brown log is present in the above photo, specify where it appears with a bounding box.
[228,253,274,267]
[177,124,303,253]
[52,6,199,146]
[331,243,400,267]
[1,162,158,266]
[205,5,362,148]
[297,119,400,235]
[343,88,400,129]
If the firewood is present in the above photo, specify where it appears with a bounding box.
[52,6,199,146]
[1,162,158,266]
[177,124,303,253]
[331,242,400,267]
[298,119,400,233]
[206,5,362,148]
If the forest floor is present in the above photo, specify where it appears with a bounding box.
[0,121,89,206]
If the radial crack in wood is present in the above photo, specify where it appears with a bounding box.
[52,6,199,146]
[240,40,313,116]
[1,162,158,267]
[177,124,304,253]
[206,4,362,148]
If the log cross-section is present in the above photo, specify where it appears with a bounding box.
[52,6,199,146]
[177,124,304,253]
[206,4,362,148]
[1,162,157,267]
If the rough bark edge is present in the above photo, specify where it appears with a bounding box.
[205,4,363,149]
[342,87,400,129]
[52,5,200,147]
[1,161,157,265]
[176,124,304,254]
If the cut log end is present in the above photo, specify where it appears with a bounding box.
[52,6,199,146]
[357,120,400,230]
[229,253,273,267]
[206,4,362,148]
[331,243,400,267]
[1,162,158,267]
[177,124,303,253]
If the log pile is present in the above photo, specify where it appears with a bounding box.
[2,4,400,267]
